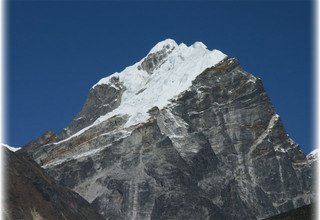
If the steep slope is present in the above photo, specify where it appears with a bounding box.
[3,147,103,220]
[21,39,315,220]
[57,39,226,139]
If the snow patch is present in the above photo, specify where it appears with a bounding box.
[43,144,112,168]
[250,114,279,153]
[1,143,21,152]
[307,148,318,162]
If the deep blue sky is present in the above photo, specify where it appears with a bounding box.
[7,1,313,154]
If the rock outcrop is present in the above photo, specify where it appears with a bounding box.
[19,39,315,219]
[23,130,57,151]
[4,147,103,220]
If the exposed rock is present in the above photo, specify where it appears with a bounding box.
[19,40,315,220]
[23,130,57,151]
[139,44,175,74]
[3,147,103,220]
[59,76,126,139]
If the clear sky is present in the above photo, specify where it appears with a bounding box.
[7,1,313,153]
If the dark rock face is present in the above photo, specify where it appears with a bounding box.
[60,76,126,139]
[265,204,314,220]
[139,44,175,74]
[22,57,315,220]
[168,59,313,216]
[4,147,103,220]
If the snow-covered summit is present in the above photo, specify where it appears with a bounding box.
[94,39,226,125]
[94,39,225,87]
[63,39,227,140]
[148,38,178,54]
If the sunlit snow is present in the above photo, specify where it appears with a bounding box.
[95,39,226,126]
[59,39,227,142]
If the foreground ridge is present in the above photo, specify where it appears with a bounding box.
[3,146,103,220]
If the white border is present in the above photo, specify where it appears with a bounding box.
[315,0,320,219]
[0,0,5,218]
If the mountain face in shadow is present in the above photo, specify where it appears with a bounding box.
[4,147,103,220]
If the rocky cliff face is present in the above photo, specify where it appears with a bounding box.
[3,147,103,220]
[20,39,315,220]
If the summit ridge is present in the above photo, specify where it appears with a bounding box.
[63,40,226,139]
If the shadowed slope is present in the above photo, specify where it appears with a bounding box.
[4,147,103,220]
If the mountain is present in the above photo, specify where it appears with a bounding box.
[20,39,315,219]
[3,146,103,220]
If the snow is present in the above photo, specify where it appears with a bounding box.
[62,39,227,142]
[307,148,319,157]
[43,144,111,168]
[307,148,318,162]
[110,84,120,90]
[250,114,279,153]
[93,39,226,125]
[148,39,178,54]
[46,129,132,163]
[1,143,21,152]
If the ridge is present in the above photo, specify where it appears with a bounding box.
[148,38,178,54]
[63,39,227,139]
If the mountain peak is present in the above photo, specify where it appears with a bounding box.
[148,39,178,54]
[192,41,207,49]
[84,40,227,135]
